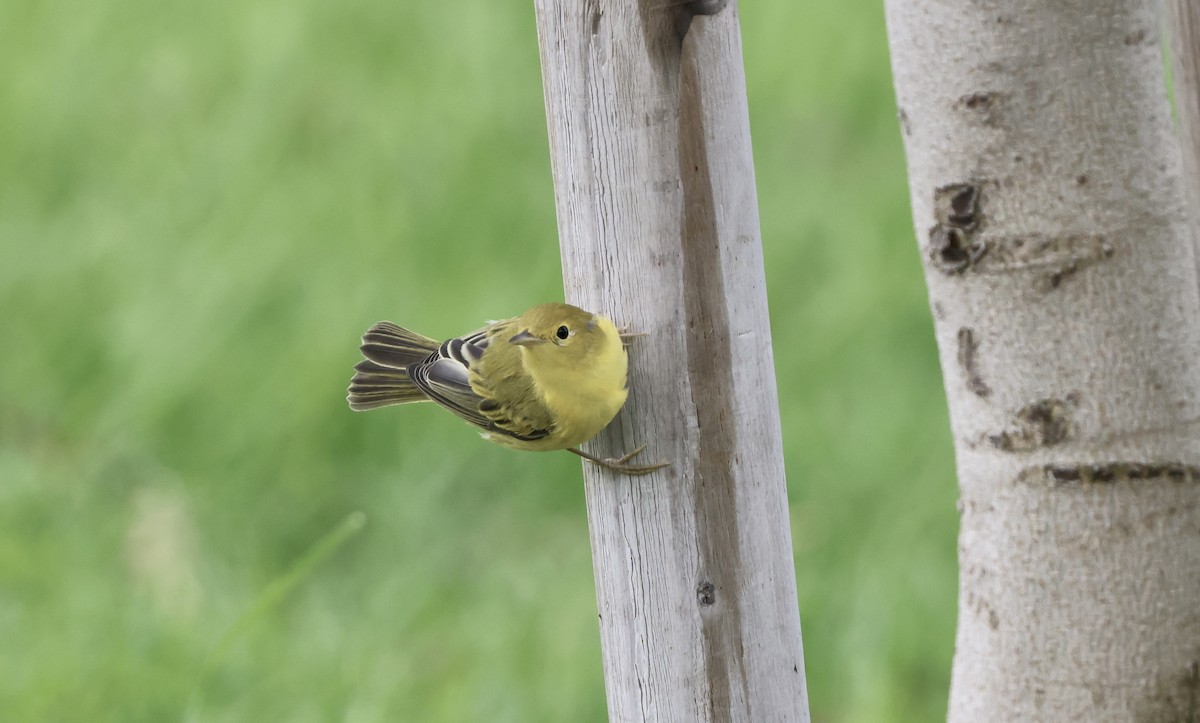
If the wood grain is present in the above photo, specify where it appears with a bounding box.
[1168,0,1200,284]
[533,2,809,720]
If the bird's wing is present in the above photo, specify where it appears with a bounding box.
[408,331,552,443]
[407,336,492,429]
[476,395,555,442]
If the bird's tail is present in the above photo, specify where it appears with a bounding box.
[347,321,441,411]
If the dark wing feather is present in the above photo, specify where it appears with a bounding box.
[406,334,494,431]
[408,331,550,442]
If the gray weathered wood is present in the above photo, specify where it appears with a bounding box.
[886,0,1200,719]
[533,2,809,720]
[1168,0,1200,282]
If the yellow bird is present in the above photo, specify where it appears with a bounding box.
[347,303,666,475]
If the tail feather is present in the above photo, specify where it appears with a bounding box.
[347,359,429,411]
[360,321,440,369]
[348,320,441,411]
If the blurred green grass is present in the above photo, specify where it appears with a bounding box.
[0,1,957,721]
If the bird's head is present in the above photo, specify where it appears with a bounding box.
[508,303,616,363]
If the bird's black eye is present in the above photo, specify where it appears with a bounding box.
[556,325,570,340]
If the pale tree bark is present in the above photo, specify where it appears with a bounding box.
[534,1,809,721]
[885,0,1200,720]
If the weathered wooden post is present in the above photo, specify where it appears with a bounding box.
[1168,0,1200,274]
[533,1,809,720]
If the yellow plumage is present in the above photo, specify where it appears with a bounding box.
[348,303,664,474]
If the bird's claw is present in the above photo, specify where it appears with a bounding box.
[602,444,670,475]
[569,443,670,476]
[617,326,647,347]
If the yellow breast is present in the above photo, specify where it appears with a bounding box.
[523,316,629,450]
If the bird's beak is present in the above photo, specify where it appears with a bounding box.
[509,330,546,346]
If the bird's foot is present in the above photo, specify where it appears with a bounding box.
[569,444,669,476]
[618,327,648,347]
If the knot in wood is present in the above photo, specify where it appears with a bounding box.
[696,581,717,606]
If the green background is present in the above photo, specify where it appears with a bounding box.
[0,1,957,721]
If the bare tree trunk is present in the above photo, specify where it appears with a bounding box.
[1168,0,1200,282]
[533,1,809,721]
[885,0,1200,720]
